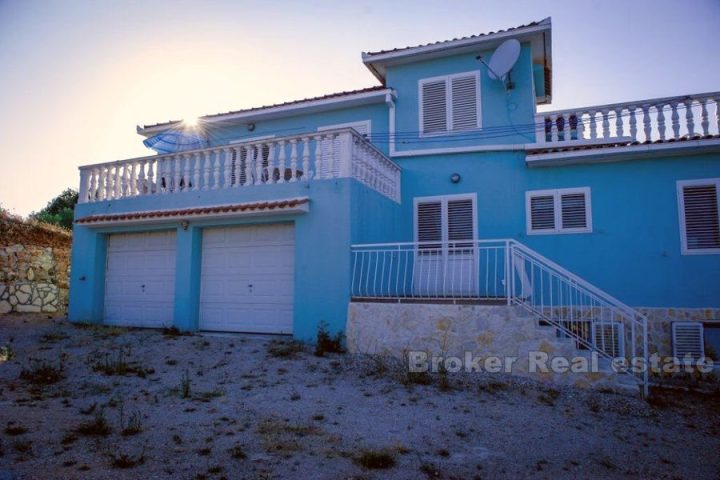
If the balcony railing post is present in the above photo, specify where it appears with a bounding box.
[505,240,511,305]
[78,169,90,204]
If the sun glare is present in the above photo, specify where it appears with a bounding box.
[183,117,199,128]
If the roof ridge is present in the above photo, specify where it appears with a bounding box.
[362,18,549,57]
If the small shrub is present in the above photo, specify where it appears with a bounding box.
[208,466,223,474]
[478,379,509,394]
[75,410,111,436]
[0,345,15,361]
[195,388,224,402]
[538,388,561,407]
[4,423,28,436]
[314,322,345,357]
[110,451,145,469]
[20,358,65,386]
[180,370,191,398]
[267,339,305,358]
[197,447,212,456]
[89,347,151,378]
[40,332,69,343]
[162,326,191,338]
[12,440,32,454]
[61,433,78,445]
[228,444,246,459]
[354,448,396,469]
[121,411,143,436]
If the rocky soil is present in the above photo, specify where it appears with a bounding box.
[0,314,718,479]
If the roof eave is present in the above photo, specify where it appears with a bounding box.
[137,88,393,137]
[362,18,552,82]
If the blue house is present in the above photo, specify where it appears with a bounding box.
[69,18,720,393]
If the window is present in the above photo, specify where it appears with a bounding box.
[415,194,477,251]
[419,72,481,135]
[526,187,592,235]
[677,178,720,254]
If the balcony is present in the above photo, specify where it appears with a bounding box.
[529,91,720,165]
[78,128,401,205]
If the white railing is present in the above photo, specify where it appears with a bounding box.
[351,240,510,300]
[536,91,720,146]
[78,128,401,204]
[350,239,648,393]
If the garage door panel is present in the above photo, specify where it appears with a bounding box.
[199,224,294,333]
[104,231,176,328]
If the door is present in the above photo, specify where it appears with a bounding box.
[199,223,294,333]
[413,195,477,296]
[104,231,177,328]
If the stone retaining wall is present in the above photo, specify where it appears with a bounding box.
[346,302,640,393]
[640,307,720,358]
[0,219,71,314]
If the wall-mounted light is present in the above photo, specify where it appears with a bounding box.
[450,173,461,184]
[180,220,189,231]
[247,123,256,132]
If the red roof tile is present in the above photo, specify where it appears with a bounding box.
[75,198,309,225]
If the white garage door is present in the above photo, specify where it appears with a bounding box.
[199,224,294,334]
[104,231,176,328]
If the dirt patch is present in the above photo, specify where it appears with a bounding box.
[0,314,718,479]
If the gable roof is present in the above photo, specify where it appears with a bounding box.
[362,17,552,101]
[138,86,391,136]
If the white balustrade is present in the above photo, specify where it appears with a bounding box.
[536,91,720,146]
[78,128,401,204]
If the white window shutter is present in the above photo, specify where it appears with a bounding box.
[530,195,556,231]
[560,192,588,229]
[450,75,478,131]
[422,80,447,134]
[416,201,443,246]
[672,322,705,362]
[682,184,720,250]
[447,199,474,239]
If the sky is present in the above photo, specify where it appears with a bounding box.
[0,0,718,216]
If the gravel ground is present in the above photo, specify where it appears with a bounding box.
[0,314,718,480]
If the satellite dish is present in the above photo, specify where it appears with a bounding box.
[487,38,521,81]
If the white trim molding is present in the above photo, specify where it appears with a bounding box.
[525,187,592,235]
[676,177,720,255]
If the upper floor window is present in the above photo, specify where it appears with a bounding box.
[526,187,592,235]
[677,178,720,254]
[419,71,481,135]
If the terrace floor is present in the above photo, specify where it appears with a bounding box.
[0,314,718,479]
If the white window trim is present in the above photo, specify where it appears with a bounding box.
[318,120,371,136]
[677,177,720,255]
[413,193,478,243]
[418,71,482,137]
[525,187,592,235]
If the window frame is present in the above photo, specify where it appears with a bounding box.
[677,178,720,255]
[418,71,482,137]
[525,187,593,235]
[414,193,478,245]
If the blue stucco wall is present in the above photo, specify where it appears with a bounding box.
[394,151,720,308]
[205,103,390,155]
[69,179,358,340]
[386,43,537,151]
